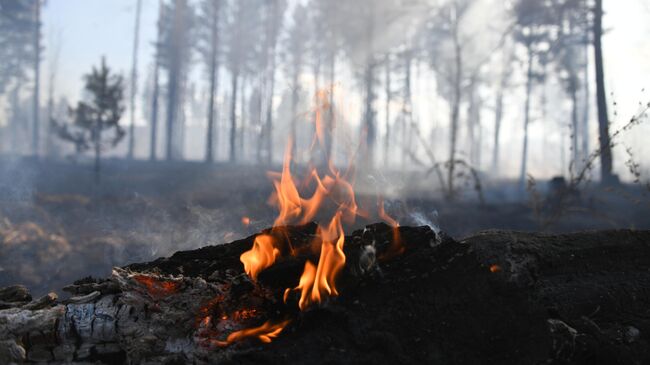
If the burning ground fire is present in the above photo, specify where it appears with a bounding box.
[197,88,403,347]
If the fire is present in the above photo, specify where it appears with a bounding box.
[240,234,279,281]
[197,315,291,347]
[284,213,346,310]
[215,319,291,346]
[224,86,405,347]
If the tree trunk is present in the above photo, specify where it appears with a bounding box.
[518,46,534,193]
[447,26,462,198]
[581,40,590,166]
[264,0,280,166]
[402,52,413,170]
[205,3,220,163]
[10,83,21,154]
[492,87,504,174]
[264,61,276,166]
[570,85,579,174]
[229,71,239,162]
[239,77,246,160]
[593,0,614,184]
[149,1,162,162]
[466,76,477,166]
[32,0,41,157]
[325,54,335,162]
[94,124,101,184]
[384,56,391,167]
[290,71,299,154]
[127,0,142,160]
[165,67,178,161]
[150,61,160,161]
[362,62,376,169]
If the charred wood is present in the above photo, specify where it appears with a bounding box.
[0,225,649,364]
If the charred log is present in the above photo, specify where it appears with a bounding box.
[1,225,649,364]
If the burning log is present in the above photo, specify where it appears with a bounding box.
[1,224,650,364]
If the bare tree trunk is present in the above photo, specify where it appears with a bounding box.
[402,52,413,171]
[150,61,160,161]
[264,55,276,166]
[94,122,102,184]
[127,0,142,160]
[229,71,239,162]
[447,24,462,198]
[518,46,534,193]
[45,34,61,158]
[239,77,246,160]
[593,0,614,184]
[384,55,391,167]
[581,40,590,165]
[466,76,477,166]
[263,0,280,166]
[570,85,579,174]
[32,0,41,157]
[492,84,504,174]
[362,61,376,169]
[290,71,299,153]
[205,3,219,163]
[325,54,335,162]
[10,84,21,154]
[150,1,163,162]
[165,66,178,161]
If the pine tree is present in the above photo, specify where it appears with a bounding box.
[54,58,125,182]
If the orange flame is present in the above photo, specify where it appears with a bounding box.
[238,86,406,315]
[240,234,280,281]
[284,213,346,310]
[215,319,291,346]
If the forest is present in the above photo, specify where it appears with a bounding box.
[0,0,650,364]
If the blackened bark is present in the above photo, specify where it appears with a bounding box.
[593,0,614,184]
[229,71,239,162]
[518,46,534,193]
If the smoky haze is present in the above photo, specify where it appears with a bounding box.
[0,0,649,296]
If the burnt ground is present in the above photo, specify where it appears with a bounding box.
[121,223,650,364]
[1,156,650,297]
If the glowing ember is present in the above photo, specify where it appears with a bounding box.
[240,234,280,281]
[489,264,502,273]
[241,216,251,226]
[132,275,181,298]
